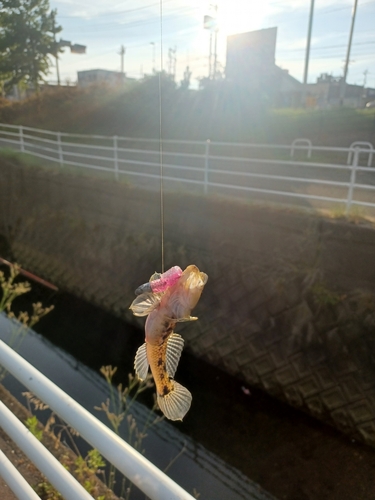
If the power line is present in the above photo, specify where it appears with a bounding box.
[278,40,375,54]
[280,50,375,62]
[58,0,178,19]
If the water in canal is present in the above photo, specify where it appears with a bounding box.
[0,286,276,500]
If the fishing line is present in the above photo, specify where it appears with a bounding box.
[158,0,165,274]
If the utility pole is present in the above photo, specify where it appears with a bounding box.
[363,69,368,88]
[119,45,126,75]
[301,0,315,107]
[212,4,218,79]
[209,31,213,78]
[168,46,177,80]
[150,42,155,73]
[204,4,218,80]
[340,0,359,105]
[174,50,177,79]
[213,24,218,79]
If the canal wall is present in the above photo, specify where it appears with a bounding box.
[1,157,375,446]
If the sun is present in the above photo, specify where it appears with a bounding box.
[216,0,270,36]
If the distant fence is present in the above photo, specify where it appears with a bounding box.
[0,123,374,214]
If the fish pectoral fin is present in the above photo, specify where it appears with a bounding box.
[129,292,161,317]
[166,333,184,378]
[134,343,149,381]
[174,315,198,323]
[157,381,192,421]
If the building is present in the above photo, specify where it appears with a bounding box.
[77,69,125,88]
[306,73,375,108]
[224,30,375,109]
[226,27,277,92]
[225,27,302,106]
[274,67,302,107]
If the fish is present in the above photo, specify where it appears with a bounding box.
[130,264,208,421]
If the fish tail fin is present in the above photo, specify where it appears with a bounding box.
[157,381,192,421]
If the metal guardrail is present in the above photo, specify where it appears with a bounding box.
[0,338,195,500]
[0,400,94,500]
[0,123,374,214]
[0,448,41,500]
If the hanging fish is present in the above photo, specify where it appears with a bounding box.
[130,265,208,421]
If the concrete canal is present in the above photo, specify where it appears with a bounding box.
[2,287,375,500]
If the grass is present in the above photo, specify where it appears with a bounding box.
[1,147,374,225]
[0,147,133,185]
[0,83,375,144]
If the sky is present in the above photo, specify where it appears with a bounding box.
[48,0,375,88]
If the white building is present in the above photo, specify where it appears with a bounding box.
[77,69,125,87]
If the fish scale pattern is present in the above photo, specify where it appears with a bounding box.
[1,161,375,447]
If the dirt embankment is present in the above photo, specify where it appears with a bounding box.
[0,84,375,145]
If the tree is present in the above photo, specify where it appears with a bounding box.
[0,0,61,91]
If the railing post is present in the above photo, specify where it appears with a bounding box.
[346,148,359,215]
[57,132,63,167]
[19,125,24,153]
[290,138,312,159]
[113,135,119,181]
[204,139,210,194]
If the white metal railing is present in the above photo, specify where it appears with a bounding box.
[0,400,94,500]
[0,448,41,500]
[290,138,312,159]
[0,123,374,214]
[0,338,195,500]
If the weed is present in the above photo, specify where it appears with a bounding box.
[310,281,345,315]
[24,366,168,500]
[23,391,80,453]
[25,415,43,441]
[24,391,114,500]
[330,204,368,223]
[34,449,109,500]
[73,450,107,497]
[35,479,62,499]
[0,262,54,381]
[95,365,164,498]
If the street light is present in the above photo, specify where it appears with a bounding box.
[54,40,86,85]
[51,11,86,85]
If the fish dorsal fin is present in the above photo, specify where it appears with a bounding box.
[134,343,149,381]
[129,292,161,317]
[150,272,162,281]
[166,333,184,378]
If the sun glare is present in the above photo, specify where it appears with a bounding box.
[217,0,269,36]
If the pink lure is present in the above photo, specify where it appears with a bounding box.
[135,266,183,295]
